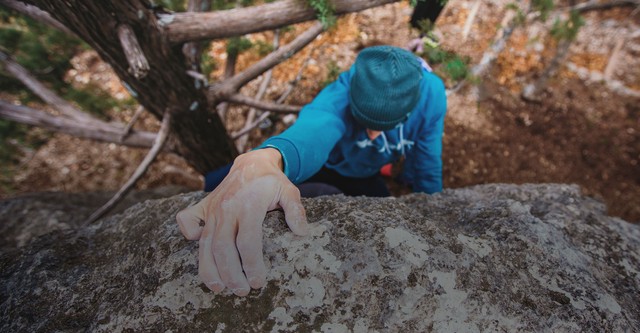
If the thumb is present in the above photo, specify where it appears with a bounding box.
[176,203,206,240]
[278,185,308,236]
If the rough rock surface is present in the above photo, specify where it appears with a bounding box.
[1,184,638,332]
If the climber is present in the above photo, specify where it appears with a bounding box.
[176,45,447,296]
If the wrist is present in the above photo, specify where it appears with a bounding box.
[236,147,284,172]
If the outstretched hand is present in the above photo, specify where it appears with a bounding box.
[176,148,308,296]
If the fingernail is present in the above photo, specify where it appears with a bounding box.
[248,276,265,289]
[232,287,250,296]
[206,282,224,292]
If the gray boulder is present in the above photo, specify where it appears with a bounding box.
[1,184,638,332]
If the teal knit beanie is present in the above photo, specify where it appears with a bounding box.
[349,45,422,131]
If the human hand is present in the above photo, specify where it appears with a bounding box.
[176,148,308,296]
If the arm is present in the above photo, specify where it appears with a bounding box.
[413,75,447,194]
[260,69,352,183]
[175,70,352,296]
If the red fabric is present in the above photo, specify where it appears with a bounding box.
[380,163,392,177]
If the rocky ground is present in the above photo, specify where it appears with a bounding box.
[1,1,639,222]
[1,184,639,331]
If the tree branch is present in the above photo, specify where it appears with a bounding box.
[121,105,145,141]
[0,50,97,123]
[565,62,640,98]
[84,111,172,224]
[209,22,324,100]
[448,1,522,95]
[224,94,301,113]
[0,100,156,148]
[164,0,400,43]
[462,0,482,41]
[0,0,76,37]
[231,54,311,140]
[117,24,150,79]
[570,0,640,13]
[183,0,211,70]
[216,36,241,122]
[231,111,272,140]
[236,29,280,152]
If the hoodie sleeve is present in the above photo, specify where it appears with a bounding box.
[412,74,447,194]
[258,70,352,184]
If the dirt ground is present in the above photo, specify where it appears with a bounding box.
[2,1,639,222]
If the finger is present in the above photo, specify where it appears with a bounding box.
[176,204,205,240]
[237,204,267,290]
[213,201,251,296]
[198,220,224,292]
[278,185,309,236]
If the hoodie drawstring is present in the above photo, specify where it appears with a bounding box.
[398,123,405,156]
[379,131,391,154]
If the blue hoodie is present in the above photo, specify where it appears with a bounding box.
[260,62,447,194]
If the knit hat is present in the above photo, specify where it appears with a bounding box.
[349,45,422,131]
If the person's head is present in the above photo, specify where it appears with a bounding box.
[349,45,423,131]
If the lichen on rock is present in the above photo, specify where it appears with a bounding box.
[0,184,638,332]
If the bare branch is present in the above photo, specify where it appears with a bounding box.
[276,55,313,105]
[121,105,145,141]
[0,100,156,148]
[117,24,150,79]
[210,22,324,100]
[462,0,482,41]
[565,62,640,98]
[183,0,212,70]
[164,0,401,44]
[85,111,172,224]
[570,0,640,13]
[522,39,573,101]
[604,37,625,81]
[236,30,281,152]
[231,55,311,141]
[448,1,522,95]
[231,111,272,140]
[0,50,97,123]
[216,37,240,121]
[224,94,301,113]
[0,0,76,37]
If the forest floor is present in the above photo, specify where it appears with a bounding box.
[1,1,639,222]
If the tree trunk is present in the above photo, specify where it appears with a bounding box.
[25,0,237,174]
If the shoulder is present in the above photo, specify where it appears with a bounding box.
[421,70,446,98]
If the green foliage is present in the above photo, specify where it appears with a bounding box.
[320,60,341,88]
[254,40,275,56]
[532,0,554,21]
[226,37,253,58]
[0,8,124,171]
[156,0,187,11]
[423,46,449,64]
[307,0,336,29]
[422,46,470,83]
[506,2,526,26]
[200,44,217,78]
[550,10,584,42]
[1,7,119,117]
[63,84,120,117]
[416,18,436,34]
[1,8,82,91]
[211,0,237,10]
[442,57,469,82]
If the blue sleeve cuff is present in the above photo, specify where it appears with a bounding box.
[259,137,302,183]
